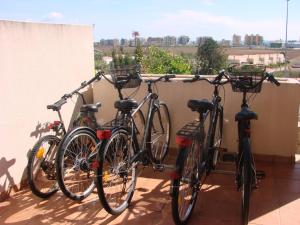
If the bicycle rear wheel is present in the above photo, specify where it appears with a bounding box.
[172,138,202,225]
[96,128,137,215]
[241,137,252,225]
[56,127,98,201]
[27,135,60,198]
[148,102,170,164]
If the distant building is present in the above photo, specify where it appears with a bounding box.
[244,34,263,46]
[99,39,120,47]
[120,38,129,46]
[147,37,164,46]
[163,36,177,46]
[287,40,300,48]
[177,35,190,45]
[196,36,212,46]
[269,40,283,48]
[139,37,147,46]
[232,34,242,47]
[219,39,230,47]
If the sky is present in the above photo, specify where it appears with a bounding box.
[1,0,299,41]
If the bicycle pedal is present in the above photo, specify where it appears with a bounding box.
[256,170,266,179]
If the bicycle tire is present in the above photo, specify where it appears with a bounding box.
[27,135,60,198]
[96,128,137,215]
[147,102,171,164]
[214,106,223,148]
[241,137,252,225]
[56,127,98,201]
[172,138,202,225]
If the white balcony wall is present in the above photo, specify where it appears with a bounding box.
[0,20,94,198]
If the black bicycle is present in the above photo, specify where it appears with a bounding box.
[55,65,145,201]
[27,71,102,198]
[228,65,280,225]
[171,71,228,225]
[96,73,174,215]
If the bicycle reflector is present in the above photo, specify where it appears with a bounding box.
[36,147,45,159]
[176,135,192,148]
[48,121,61,129]
[169,170,180,180]
[97,130,111,140]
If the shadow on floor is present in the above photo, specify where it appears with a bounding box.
[1,161,300,225]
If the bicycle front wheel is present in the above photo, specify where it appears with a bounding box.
[213,106,223,148]
[27,135,60,198]
[172,138,202,225]
[148,102,170,164]
[241,137,252,225]
[56,127,98,201]
[96,128,137,215]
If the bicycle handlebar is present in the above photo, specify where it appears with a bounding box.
[183,70,280,90]
[48,71,104,111]
[266,72,280,86]
[183,70,229,86]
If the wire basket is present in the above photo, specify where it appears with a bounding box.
[229,64,266,93]
[110,64,142,89]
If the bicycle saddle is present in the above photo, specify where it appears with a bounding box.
[114,99,138,111]
[80,102,101,112]
[187,99,214,113]
[235,107,258,121]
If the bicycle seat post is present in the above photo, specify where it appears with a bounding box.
[56,110,66,134]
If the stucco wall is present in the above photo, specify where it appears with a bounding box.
[93,77,300,158]
[0,20,94,198]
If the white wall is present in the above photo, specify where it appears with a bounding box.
[0,20,94,198]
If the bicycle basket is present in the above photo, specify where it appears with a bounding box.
[229,64,265,93]
[110,64,142,89]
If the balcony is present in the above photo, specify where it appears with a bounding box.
[2,76,300,225]
[1,20,300,225]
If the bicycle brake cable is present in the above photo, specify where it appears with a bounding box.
[127,85,140,99]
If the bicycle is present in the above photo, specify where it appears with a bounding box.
[95,73,175,215]
[55,65,146,201]
[27,71,103,198]
[228,65,280,225]
[171,71,227,225]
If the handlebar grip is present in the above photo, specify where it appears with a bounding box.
[267,73,280,86]
[272,77,280,86]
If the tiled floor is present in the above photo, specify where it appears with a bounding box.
[1,161,300,225]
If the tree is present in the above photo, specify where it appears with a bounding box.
[112,48,118,67]
[143,46,192,74]
[94,51,108,72]
[196,38,227,74]
[132,31,140,46]
[134,39,143,64]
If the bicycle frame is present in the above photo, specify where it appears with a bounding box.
[129,92,160,163]
[113,80,166,165]
[236,93,257,188]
